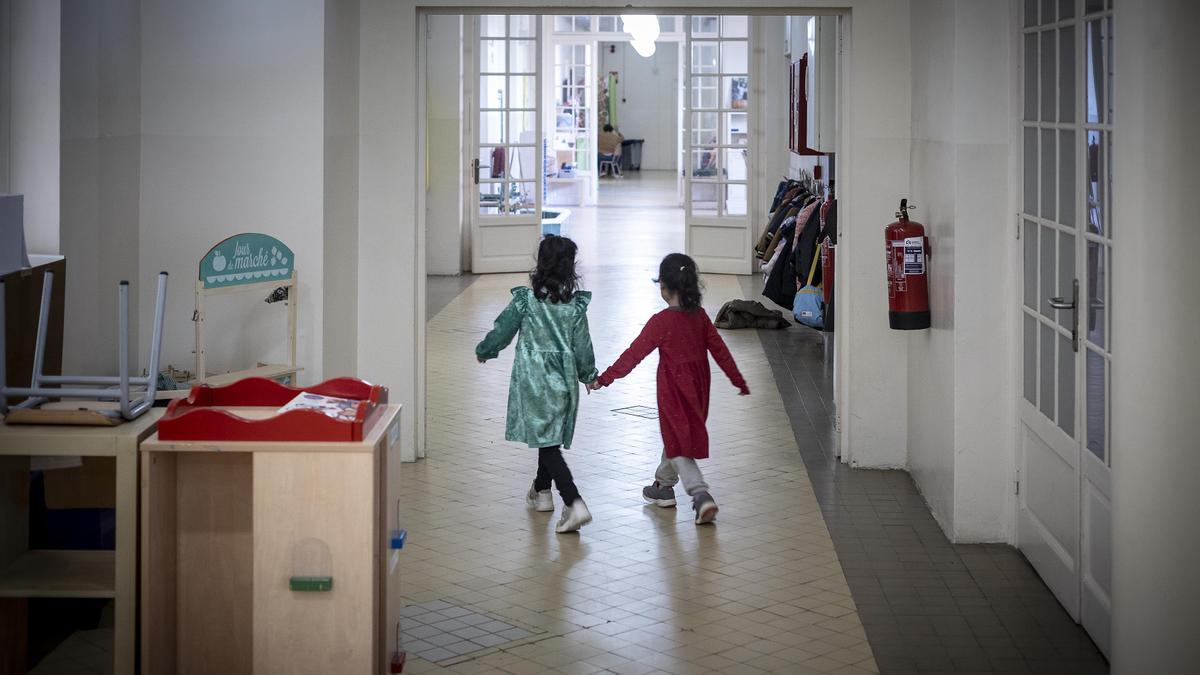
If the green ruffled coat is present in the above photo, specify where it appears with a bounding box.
[475,287,599,449]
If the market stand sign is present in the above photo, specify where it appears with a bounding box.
[199,233,294,289]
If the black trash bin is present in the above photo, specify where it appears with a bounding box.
[620,139,644,171]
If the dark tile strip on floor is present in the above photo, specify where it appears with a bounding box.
[427,273,480,322]
[736,275,1108,675]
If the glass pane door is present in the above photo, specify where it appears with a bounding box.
[683,15,754,275]
[470,15,544,274]
[1017,0,1112,658]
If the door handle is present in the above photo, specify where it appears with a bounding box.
[1047,279,1080,352]
[473,159,480,185]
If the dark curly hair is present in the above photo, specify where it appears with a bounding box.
[530,235,580,303]
[654,253,703,311]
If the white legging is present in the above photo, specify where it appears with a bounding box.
[653,450,710,496]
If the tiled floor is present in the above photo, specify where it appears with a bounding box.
[745,292,1108,675]
[416,270,877,674]
[416,171,1107,673]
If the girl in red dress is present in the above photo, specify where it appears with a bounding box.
[591,253,749,524]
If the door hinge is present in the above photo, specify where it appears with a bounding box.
[1014,479,1020,495]
[1016,213,1021,240]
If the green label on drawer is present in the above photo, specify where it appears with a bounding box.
[289,576,333,592]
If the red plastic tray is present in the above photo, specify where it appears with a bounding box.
[158,377,389,442]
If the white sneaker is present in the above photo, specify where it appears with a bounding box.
[526,484,554,512]
[555,498,593,533]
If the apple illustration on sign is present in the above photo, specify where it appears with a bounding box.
[212,249,227,272]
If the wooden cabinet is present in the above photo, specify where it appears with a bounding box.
[139,405,402,675]
[0,409,163,674]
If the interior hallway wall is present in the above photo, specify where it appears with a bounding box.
[323,0,360,378]
[425,14,464,275]
[9,0,60,255]
[597,41,678,171]
[359,0,914,467]
[59,0,140,376]
[139,0,326,382]
[907,0,1014,543]
[1111,0,1200,669]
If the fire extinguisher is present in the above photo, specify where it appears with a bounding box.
[885,199,931,330]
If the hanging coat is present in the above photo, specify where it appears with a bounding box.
[763,197,820,309]
[475,287,598,449]
[792,200,824,289]
[598,308,748,459]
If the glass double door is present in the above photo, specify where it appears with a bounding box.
[467,15,543,274]
[1017,0,1113,658]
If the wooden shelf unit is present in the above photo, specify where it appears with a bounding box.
[0,409,164,674]
[140,404,403,675]
[0,550,116,598]
[156,364,304,400]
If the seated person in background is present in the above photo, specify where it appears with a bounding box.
[598,124,624,174]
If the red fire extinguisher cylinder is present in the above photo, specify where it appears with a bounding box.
[885,199,931,330]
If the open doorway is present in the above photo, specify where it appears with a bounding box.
[544,16,687,270]
[422,11,843,459]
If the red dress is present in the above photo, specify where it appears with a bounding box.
[598,308,749,459]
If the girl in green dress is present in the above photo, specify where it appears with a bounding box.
[476,235,598,533]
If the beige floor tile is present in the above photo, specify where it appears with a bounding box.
[416,179,873,672]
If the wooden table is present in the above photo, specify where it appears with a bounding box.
[0,409,164,675]
[139,405,402,675]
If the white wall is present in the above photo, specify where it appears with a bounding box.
[597,41,677,171]
[352,0,916,468]
[1111,0,1200,670]
[139,0,326,382]
[835,0,913,469]
[59,0,141,376]
[359,0,419,459]
[906,0,1014,542]
[759,19,790,219]
[907,0,958,533]
[425,14,463,275]
[946,0,1014,543]
[10,0,60,255]
[323,0,360,378]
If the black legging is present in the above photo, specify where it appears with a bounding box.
[533,446,580,505]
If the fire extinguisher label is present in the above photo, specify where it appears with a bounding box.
[902,237,925,275]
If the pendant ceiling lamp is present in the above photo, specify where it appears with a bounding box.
[621,14,659,58]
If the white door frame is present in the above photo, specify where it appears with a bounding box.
[417,6,853,469]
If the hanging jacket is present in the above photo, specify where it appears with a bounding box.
[763,223,800,309]
[792,201,824,290]
[768,180,791,213]
[761,216,796,278]
[755,190,808,259]
[758,199,806,262]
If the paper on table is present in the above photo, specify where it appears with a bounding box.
[279,392,361,422]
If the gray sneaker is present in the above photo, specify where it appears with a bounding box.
[692,492,718,524]
[642,481,677,508]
